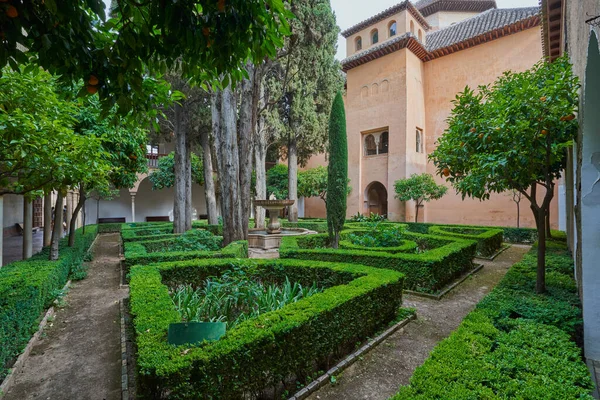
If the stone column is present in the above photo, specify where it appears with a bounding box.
[23,198,32,259]
[131,192,136,223]
[65,191,72,236]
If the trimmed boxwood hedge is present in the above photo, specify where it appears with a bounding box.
[123,238,246,270]
[390,239,593,399]
[97,223,122,233]
[129,258,404,398]
[428,225,503,257]
[339,238,418,254]
[280,231,476,293]
[0,225,98,381]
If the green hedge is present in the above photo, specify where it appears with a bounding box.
[280,231,476,293]
[281,220,329,233]
[123,239,247,271]
[0,225,98,381]
[97,223,122,233]
[391,239,593,399]
[339,239,418,254]
[428,225,503,257]
[129,258,404,398]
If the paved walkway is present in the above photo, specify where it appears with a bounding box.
[2,232,44,266]
[306,245,530,400]
[3,233,127,400]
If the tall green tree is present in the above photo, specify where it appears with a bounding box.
[430,56,579,293]
[326,91,347,249]
[264,0,342,222]
[1,1,291,112]
[393,173,448,222]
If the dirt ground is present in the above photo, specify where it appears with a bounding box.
[306,245,530,400]
[3,233,127,400]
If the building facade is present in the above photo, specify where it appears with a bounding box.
[305,0,559,228]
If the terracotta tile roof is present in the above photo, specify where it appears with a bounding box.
[341,6,541,71]
[426,7,540,52]
[341,1,430,38]
[414,0,497,17]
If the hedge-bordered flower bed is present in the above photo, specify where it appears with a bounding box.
[130,258,404,398]
[0,225,98,381]
[428,225,503,257]
[280,231,476,293]
[339,238,418,253]
[390,237,593,399]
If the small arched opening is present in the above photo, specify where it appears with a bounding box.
[389,21,397,37]
[355,36,362,51]
[371,29,379,45]
[410,20,415,34]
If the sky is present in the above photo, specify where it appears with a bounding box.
[102,0,540,60]
[330,0,540,60]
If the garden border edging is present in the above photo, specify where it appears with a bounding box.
[404,264,484,300]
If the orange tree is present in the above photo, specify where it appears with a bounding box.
[430,56,579,293]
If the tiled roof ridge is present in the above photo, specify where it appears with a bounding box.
[341,1,431,38]
[414,0,497,18]
[341,6,541,71]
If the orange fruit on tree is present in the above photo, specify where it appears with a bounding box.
[541,129,548,135]
[469,127,476,133]
[202,27,210,37]
[217,0,225,12]
[540,96,546,102]
[442,167,450,177]
[6,6,18,18]
[86,85,98,95]
[478,133,484,139]
[560,114,576,121]
[88,75,99,86]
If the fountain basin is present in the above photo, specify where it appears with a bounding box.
[248,228,317,250]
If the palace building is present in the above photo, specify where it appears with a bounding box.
[303,0,559,228]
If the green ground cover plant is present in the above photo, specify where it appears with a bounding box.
[280,229,476,293]
[0,225,97,381]
[171,265,322,329]
[340,225,418,254]
[391,236,593,399]
[428,225,503,257]
[130,258,404,398]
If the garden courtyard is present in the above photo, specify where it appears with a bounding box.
[1,0,599,399]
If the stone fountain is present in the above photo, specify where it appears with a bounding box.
[248,197,316,257]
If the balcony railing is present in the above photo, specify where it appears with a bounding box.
[146,153,168,169]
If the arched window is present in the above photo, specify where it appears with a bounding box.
[365,134,377,156]
[418,29,423,42]
[355,36,362,51]
[389,21,397,37]
[410,20,415,34]
[416,127,424,153]
[371,29,379,45]
[379,132,389,154]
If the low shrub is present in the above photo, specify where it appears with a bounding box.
[281,220,329,233]
[280,230,476,293]
[391,239,593,399]
[129,258,404,398]
[97,223,122,233]
[0,225,97,381]
[428,225,503,257]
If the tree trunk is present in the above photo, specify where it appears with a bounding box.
[173,101,193,234]
[331,231,340,249]
[534,206,547,294]
[50,192,64,261]
[212,87,244,245]
[43,192,52,246]
[516,200,520,228]
[288,135,299,222]
[23,198,33,259]
[238,62,259,237]
[254,130,268,229]
[199,131,219,225]
[415,200,421,223]
[68,188,86,246]
[545,207,552,239]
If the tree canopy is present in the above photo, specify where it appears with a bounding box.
[149,152,204,190]
[394,173,447,222]
[429,56,579,293]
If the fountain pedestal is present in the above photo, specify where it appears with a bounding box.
[254,199,294,234]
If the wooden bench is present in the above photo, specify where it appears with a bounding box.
[145,216,170,222]
[15,223,40,236]
[98,217,126,224]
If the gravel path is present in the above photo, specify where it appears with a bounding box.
[306,245,530,400]
[3,233,127,400]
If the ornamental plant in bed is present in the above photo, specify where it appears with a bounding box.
[166,229,220,252]
[171,264,322,329]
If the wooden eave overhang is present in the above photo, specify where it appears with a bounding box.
[540,0,564,61]
[341,1,431,38]
[417,0,497,18]
[341,14,541,72]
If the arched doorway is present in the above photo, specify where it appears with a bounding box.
[365,181,388,217]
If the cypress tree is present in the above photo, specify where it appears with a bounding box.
[326,91,348,248]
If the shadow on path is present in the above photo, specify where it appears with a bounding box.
[4,233,127,400]
[306,245,530,400]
